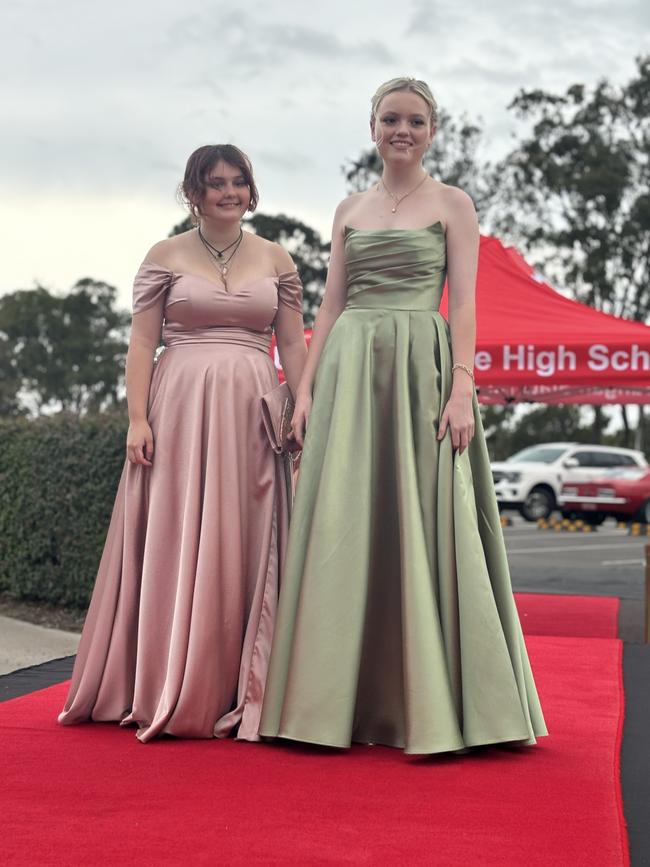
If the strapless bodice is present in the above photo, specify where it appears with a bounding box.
[344,223,446,312]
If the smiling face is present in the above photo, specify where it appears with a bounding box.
[181,144,259,225]
[197,160,252,223]
[371,89,435,165]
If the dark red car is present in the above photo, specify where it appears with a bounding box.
[559,467,650,524]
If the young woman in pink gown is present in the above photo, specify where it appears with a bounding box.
[59,145,307,742]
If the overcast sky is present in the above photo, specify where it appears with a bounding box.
[1,0,647,309]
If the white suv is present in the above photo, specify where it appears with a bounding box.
[491,442,648,522]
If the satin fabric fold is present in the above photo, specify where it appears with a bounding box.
[259,225,547,754]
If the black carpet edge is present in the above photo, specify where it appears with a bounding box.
[622,644,650,866]
[0,655,74,703]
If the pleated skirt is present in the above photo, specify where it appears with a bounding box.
[59,342,287,741]
[259,308,547,754]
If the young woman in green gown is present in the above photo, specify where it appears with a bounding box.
[259,78,547,754]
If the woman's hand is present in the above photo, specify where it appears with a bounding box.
[437,389,475,455]
[290,392,313,448]
[127,419,154,467]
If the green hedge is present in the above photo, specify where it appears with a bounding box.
[0,412,128,608]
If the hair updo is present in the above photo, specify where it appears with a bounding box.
[179,144,259,223]
[370,77,438,128]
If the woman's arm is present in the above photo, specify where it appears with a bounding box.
[125,298,164,467]
[437,188,480,455]
[290,202,350,445]
[273,248,308,396]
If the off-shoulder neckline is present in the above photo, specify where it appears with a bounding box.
[138,261,299,296]
[343,221,445,236]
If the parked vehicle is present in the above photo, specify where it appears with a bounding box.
[559,467,650,524]
[491,443,648,522]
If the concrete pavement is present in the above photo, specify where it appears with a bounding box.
[0,615,79,676]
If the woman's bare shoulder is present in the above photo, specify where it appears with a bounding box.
[143,231,195,268]
[331,190,372,237]
[245,230,276,252]
[269,240,297,276]
[336,189,374,215]
[435,182,475,212]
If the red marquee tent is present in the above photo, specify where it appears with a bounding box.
[438,235,650,405]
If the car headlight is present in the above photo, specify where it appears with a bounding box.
[502,471,521,483]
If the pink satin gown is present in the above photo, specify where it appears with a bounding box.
[58,262,303,742]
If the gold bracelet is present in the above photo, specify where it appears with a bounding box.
[451,362,475,382]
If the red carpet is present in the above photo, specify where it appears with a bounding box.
[1,636,627,866]
[515,592,619,638]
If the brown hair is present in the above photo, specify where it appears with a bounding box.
[179,144,259,223]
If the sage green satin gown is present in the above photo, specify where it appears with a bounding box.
[259,223,547,754]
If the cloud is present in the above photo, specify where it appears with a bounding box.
[166,9,396,75]
[1,0,647,299]
[444,58,541,89]
[256,148,315,172]
[405,0,448,37]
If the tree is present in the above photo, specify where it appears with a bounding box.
[491,56,650,324]
[0,280,130,415]
[169,214,329,326]
[482,404,619,461]
[343,109,495,220]
[489,56,650,450]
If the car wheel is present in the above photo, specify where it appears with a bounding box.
[636,499,650,524]
[521,487,556,521]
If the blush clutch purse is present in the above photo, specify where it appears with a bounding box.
[261,381,297,455]
[261,381,301,512]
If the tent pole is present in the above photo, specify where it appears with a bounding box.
[645,543,650,644]
[633,404,645,451]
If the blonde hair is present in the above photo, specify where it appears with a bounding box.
[370,77,438,128]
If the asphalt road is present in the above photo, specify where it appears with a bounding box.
[504,513,648,641]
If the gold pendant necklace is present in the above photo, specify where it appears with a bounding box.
[380,173,429,213]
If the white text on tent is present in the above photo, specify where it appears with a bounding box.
[474,344,650,377]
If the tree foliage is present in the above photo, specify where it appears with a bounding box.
[479,404,637,461]
[0,280,129,415]
[491,55,650,324]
